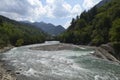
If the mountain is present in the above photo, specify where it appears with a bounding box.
[0,15,46,47]
[59,0,120,45]
[32,22,65,36]
[96,0,112,7]
[19,21,31,24]
[58,0,120,59]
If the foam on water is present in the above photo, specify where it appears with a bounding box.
[1,42,120,80]
[23,68,39,77]
[94,74,119,80]
[45,41,60,44]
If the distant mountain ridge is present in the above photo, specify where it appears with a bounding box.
[20,21,65,36]
[32,22,65,36]
[96,0,111,7]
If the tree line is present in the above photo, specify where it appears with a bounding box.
[0,15,46,48]
[57,0,120,58]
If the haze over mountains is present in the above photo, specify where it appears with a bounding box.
[32,22,65,36]
[20,21,65,36]
[0,0,120,63]
[96,0,111,7]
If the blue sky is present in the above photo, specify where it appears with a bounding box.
[0,0,102,28]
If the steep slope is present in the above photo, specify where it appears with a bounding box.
[32,22,65,36]
[96,0,111,7]
[0,15,46,47]
[58,0,120,60]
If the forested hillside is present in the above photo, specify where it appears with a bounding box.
[0,15,46,48]
[58,0,120,58]
[58,0,120,45]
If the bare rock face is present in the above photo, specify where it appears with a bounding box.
[93,43,120,63]
[100,43,115,55]
[0,46,14,53]
[0,46,16,80]
[0,63,16,80]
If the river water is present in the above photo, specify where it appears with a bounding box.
[1,41,120,80]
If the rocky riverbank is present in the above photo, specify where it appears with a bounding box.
[0,61,16,80]
[77,43,120,63]
[0,46,16,80]
[0,46,14,53]
[30,43,120,63]
[30,43,80,51]
[91,44,120,64]
[0,43,119,80]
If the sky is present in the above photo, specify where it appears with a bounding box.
[0,0,102,28]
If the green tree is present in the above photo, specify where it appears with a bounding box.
[110,18,120,42]
[75,19,87,30]
[15,39,24,46]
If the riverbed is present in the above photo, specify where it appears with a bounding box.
[0,41,120,80]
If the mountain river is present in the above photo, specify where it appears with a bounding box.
[0,41,120,80]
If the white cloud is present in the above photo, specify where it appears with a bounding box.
[93,0,102,5]
[63,2,72,11]
[0,0,82,22]
[45,0,82,18]
[71,4,82,16]
[46,0,55,4]
[82,0,94,10]
[45,0,70,18]
[64,20,71,29]
[0,0,46,22]
[0,0,101,28]
[82,0,102,10]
